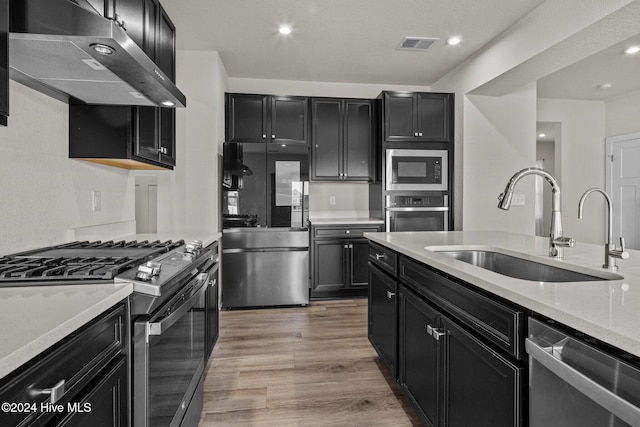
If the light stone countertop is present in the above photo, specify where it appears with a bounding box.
[0,282,133,379]
[309,218,385,226]
[364,230,640,357]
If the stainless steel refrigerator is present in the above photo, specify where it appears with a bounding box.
[221,142,310,308]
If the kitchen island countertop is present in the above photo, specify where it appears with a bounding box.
[365,230,640,357]
[0,282,133,379]
[309,218,384,226]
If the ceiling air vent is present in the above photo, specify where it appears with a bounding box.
[398,37,439,51]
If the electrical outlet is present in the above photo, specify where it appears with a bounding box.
[92,191,101,212]
[512,193,525,206]
[329,196,336,205]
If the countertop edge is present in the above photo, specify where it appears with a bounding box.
[0,282,133,380]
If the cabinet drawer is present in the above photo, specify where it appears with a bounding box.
[0,302,128,427]
[368,241,397,275]
[399,258,524,359]
[314,226,381,239]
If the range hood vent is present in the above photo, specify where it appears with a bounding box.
[9,0,186,107]
[398,37,439,51]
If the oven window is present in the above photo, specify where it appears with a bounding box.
[147,292,205,427]
[389,211,447,232]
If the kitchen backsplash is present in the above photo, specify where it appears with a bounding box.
[309,181,370,217]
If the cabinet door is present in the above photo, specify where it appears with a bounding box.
[159,107,176,166]
[416,93,450,142]
[54,357,128,427]
[156,4,175,81]
[343,100,373,180]
[113,0,145,50]
[227,94,269,142]
[383,92,416,142]
[442,314,524,427]
[311,98,342,180]
[135,106,160,162]
[142,0,158,61]
[399,285,441,427]
[0,0,8,126]
[349,238,370,287]
[271,96,308,144]
[368,264,397,378]
[312,240,347,292]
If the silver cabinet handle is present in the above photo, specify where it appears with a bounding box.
[271,134,276,138]
[29,379,66,404]
[262,134,267,139]
[160,147,168,154]
[386,291,395,299]
[375,253,385,260]
[345,230,350,234]
[418,132,423,137]
[426,324,446,340]
[525,338,640,425]
[414,132,418,137]
[344,244,349,249]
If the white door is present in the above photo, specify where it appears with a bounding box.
[606,133,640,250]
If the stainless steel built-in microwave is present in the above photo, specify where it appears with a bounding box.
[386,149,448,191]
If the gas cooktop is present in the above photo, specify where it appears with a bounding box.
[0,240,184,284]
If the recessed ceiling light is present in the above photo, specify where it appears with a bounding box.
[597,82,613,90]
[624,46,640,54]
[278,25,292,35]
[447,37,462,46]
[538,133,546,138]
[161,100,175,107]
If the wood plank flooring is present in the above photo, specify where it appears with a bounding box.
[198,298,421,426]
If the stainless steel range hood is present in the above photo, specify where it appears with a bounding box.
[9,0,186,107]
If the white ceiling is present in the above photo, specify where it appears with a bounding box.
[160,0,546,86]
[538,34,640,101]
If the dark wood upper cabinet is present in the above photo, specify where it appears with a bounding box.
[156,4,175,81]
[1,0,8,126]
[382,91,452,143]
[311,98,374,181]
[69,105,176,170]
[226,93,309,145]
[112,0,145,49]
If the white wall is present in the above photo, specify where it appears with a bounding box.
[537,98,606,244]
[464,83,537,232]
[606,89,640,138]
[228,77,430,216]
[431,0,637,234]
[0,82,136,254]
[148,51,228,234]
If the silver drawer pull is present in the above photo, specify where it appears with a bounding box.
[386,291,396,299]
[432,329,446,340]
[30,379,66,404]
[375,253,385,260]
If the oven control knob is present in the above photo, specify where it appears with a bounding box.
[136,261,162,281]
[185,240,203,255]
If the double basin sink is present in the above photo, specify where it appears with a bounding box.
[429,247,623,283]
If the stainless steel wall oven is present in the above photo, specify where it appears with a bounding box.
[385,194,449,232]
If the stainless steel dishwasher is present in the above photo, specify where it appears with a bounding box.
[526,317,640,427]
[221,228,309,308]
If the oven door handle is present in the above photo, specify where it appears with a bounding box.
[386,207,449,212]
[147,273,209,338]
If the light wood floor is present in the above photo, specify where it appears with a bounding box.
[198,298,421,426]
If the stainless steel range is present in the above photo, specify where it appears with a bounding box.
[0,239,218,427]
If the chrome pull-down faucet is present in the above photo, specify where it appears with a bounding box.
[578,188,629,270]
[498,167,575,259]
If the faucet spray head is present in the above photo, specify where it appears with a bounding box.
[497,188,513,210]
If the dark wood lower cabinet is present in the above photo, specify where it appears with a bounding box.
[399,285,441,427]
[368,263,398,379]
[399,284,524,427]
[443,315,523,427]
[53,356,128,427]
